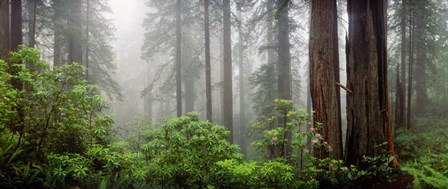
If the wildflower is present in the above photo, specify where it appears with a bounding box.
[307,120,312,126]
[272,137,278,141]
[323,141,328,145]
[343,166,349,171]
[312,139,318,144]
[300,128,306,133]
[315,133,321,138]
[274,99,279,103]
[304,149,310,154]
[329,163,334,168]
[327,145,332,151]
[288,100,293,104]
[310,127,315,132]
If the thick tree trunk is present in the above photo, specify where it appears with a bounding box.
[0,0,9,60]
[204,0,212,122]
[414,2,428,117]
[309,0,342,159]
[223,0,233,143]
[68,0,82,64]
[345,0,393,168]
[277,0,291,101]
[176,0,182,117]
[11,0,22,52]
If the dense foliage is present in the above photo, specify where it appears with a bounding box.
[0,52,397,188]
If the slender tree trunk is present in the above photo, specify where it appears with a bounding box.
[266,0,276,105]
[144,61,153,122]
[68,0,82,64]
[53,0,63,67]
[86,0,90,80]
[223,0,233,143]
[183,24,194,113]
[176,0,182,117]
[0,0,9,60]
[407,4,414,129]
[310,0,342,160]
[27,0,37,47]
[398,0,407,128]
[236,2,246,155]
[204,0,212,122]
[345,0,396,168]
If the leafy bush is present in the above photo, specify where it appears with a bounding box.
[139,112,242,187]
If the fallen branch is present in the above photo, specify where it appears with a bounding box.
[336,82,352,94]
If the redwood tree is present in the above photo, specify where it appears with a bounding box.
[223,0,233,143]
[309,0,342,159]
[176,0,182,117]
[204,0,212,121]
[345,0,397,168]
[0,0,9,59]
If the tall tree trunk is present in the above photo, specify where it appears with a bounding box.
[183,24,194,113]
[414,2,428,117]
[27,0,37,47]
[175,0,182,117]
[85,0,90,80]
[223,0,233,143]
[407,4,414,129]
[277,0,291,101]
[144,62,153,122]
[345,0,395,168]
[266,0,276,106]
[11,0,22,52]
[0,0,9,60]
[276,0,291,158]
[53,0,63,67]
[11,0,23,92]
[68,0,82,64]
[309,0,342,159]
[398,0,407,128]
[236,2,246,155]
[204,0,212,122]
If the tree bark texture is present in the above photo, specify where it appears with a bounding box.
[0,0,9,60]
[204,0,212,122]
[223,0,233,143]
[309,0,342,160]
[176,0,182,117]
[345,0,389,167]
